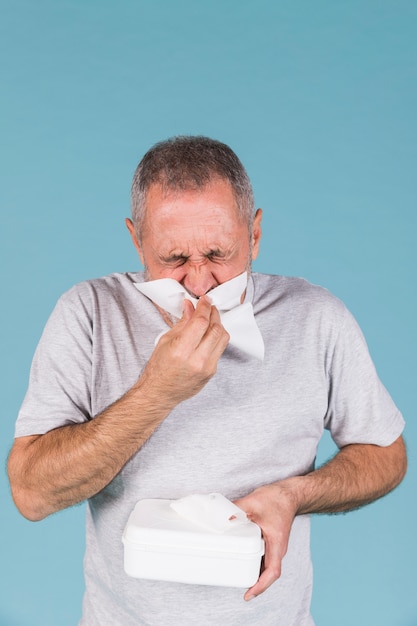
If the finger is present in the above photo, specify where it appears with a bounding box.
[193,304,230,360]
[161,298,229,372]
[182,296,211,327]
[244,533,283,601]
[163,297,212,348]
[179,297,224,350]
[181,298,195,320]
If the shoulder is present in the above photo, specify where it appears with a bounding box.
[251,272,347,321]
[56,272,145,310]
[43,272,146,333]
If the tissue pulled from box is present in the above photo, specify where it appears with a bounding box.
[170,493,248,533]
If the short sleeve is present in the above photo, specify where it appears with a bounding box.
[324,306,404,448]
[15,288,93,437]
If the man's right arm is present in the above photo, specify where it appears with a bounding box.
[8,298,229,521]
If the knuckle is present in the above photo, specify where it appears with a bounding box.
[209,321,225,339]
[193,313,210,332]
[188,356,205,375]
[191,354,217,380]
[167,335,186,358]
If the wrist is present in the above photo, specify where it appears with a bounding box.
[250,479,301,519]
[133,367,179,414]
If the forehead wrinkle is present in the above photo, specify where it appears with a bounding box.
[160,239,231,259]
[158,223,237,254]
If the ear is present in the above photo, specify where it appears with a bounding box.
[125,218,145,266]
[251,209,262,261]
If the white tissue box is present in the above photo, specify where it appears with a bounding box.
[122,498,264,587]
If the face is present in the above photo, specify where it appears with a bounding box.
[126,178,262,298]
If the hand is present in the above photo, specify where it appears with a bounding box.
[139,297,230,407]
[7,297,230,522]
[234,483,298,601]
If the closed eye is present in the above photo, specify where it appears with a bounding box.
[206,249,225,260]
[161,254,190,265]
[160,250,227,265]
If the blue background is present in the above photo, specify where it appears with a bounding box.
[1,1,416,624]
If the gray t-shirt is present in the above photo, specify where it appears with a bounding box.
[16,272,404,626]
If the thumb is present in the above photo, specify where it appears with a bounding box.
[181,298,195,320]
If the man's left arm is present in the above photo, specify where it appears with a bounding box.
[235,435,407,601]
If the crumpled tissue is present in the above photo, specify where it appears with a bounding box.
[170,493,248,534]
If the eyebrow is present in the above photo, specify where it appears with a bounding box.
[160,248,228,263]
[206,248,226,257]
[160,253,189,262]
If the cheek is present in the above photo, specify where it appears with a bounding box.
[145,258,188,281]
[208,261,249,286]
[153,264,227,285]
[165,267,187,281]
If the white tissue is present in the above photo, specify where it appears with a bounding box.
[170,493,248,534]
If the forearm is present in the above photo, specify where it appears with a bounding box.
[9,299,229,522]
[280,435,407,516]
[235,435,407,601]
[8,376,174,521]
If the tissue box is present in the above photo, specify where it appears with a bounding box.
[122,498,264,587]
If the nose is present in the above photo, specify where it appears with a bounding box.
[181,262,217,298]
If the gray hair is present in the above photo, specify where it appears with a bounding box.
[130,136,255,238]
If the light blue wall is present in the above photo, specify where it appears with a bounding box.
[1,1,415,624]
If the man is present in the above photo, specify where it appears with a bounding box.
[8,136,406,625]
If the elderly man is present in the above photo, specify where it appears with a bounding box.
[9,136,406,625]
